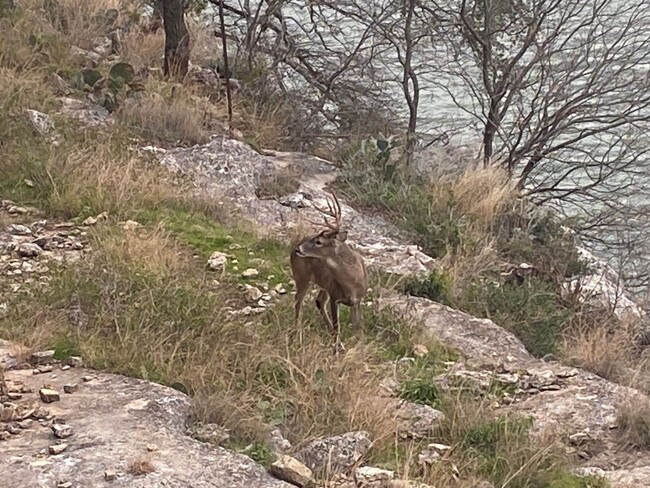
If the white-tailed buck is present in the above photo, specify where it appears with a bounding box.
[290,190,369,353]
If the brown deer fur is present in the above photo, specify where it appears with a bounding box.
[290,191,369,352]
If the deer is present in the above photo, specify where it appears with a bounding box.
[290,190,369,354]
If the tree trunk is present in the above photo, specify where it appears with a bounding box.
[162,0,190,79]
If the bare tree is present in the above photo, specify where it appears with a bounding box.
[205,0,411,140]
[428,0,650,194]
[162,0,190,78]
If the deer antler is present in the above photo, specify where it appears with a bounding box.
[306,190,342,235]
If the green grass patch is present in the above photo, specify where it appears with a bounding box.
[397,378,441,408]
[137,205,291,287]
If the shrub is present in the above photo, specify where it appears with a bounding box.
[459,276,573,357]
[402,269,453,305]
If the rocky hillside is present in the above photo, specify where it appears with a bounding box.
[2,2,650,488]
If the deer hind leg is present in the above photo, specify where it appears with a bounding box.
[329,298,345,356]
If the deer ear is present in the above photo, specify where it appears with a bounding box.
[336,231,348,242]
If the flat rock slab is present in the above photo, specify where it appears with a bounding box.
[155,137,436,276]
[0,367,292,488]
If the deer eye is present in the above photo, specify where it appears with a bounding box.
[314,238,323,246]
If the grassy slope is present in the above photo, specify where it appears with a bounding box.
[0,1,612,487]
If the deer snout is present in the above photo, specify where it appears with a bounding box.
[294,246,306,257]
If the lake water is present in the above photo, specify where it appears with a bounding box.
[204,0,650,287]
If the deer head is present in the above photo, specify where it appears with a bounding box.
[294,190,349,258]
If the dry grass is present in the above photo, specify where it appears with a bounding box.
[49,139,178,217]
[127,456,156,476]
[117,89,209,146]
[372,390,590,488]
[617,394,650,449]
[35,0,121,50]
[121,29,165,69]
[430,165,515,230]
[560,319,639,383]
[0,223,417,456]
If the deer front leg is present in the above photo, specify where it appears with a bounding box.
[350,302,364,331]
[315,289,332,330]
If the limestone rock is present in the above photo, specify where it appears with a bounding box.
[49,443,69,455]
[244,284,263,302]
[355,466,395,485]
[269,455,315,488]
[39,388,60,403]
[7,224,31,236]
[268,428,292,455]
[242,268,259,278]
[293,431,372,477]
[51,423,74,439]
[26,109,55,135]
[395,401,445,440]
[192,423,230,446]
[0,365,293,487]
[123,220,140,231]
[207,251,227,272]
[29,350,55,366]
[64,356,84,368]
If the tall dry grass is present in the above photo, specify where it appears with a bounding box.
[0,225,406,453]
[117,88,210,145]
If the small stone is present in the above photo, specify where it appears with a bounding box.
[123,220,140,230]
[29,350,56,365]
[57,482,72,488]
[104,469,117,481]
[241,268,259,278]
[49,443,69,455]
[269,455,315,488]
[51,423,74,439]
[65,356,84,368]
[0,432,10,441]
[18,419,33,429]
[274,283,287,294]
[7,224,32,235]
[7,205,30,215]
[146,443,159,452]
[35,365,54,374]
[81,375,95,382]
[30,407,49,420]
[207,251,227,272]
[18,243,43,258]
[39,388,60,403]
[63,384,78,394]
[412,344,429,358]
[82,216,98,226]
[268,428,292,455]
[355,466,395,485]
[26,109,55,135]
[244,284,263,302]
[293,431,372,476]
[60,365,70,371]
[5,422,22,434]
[7,392,22,400]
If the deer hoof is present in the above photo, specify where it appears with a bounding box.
[333,339,346,356]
